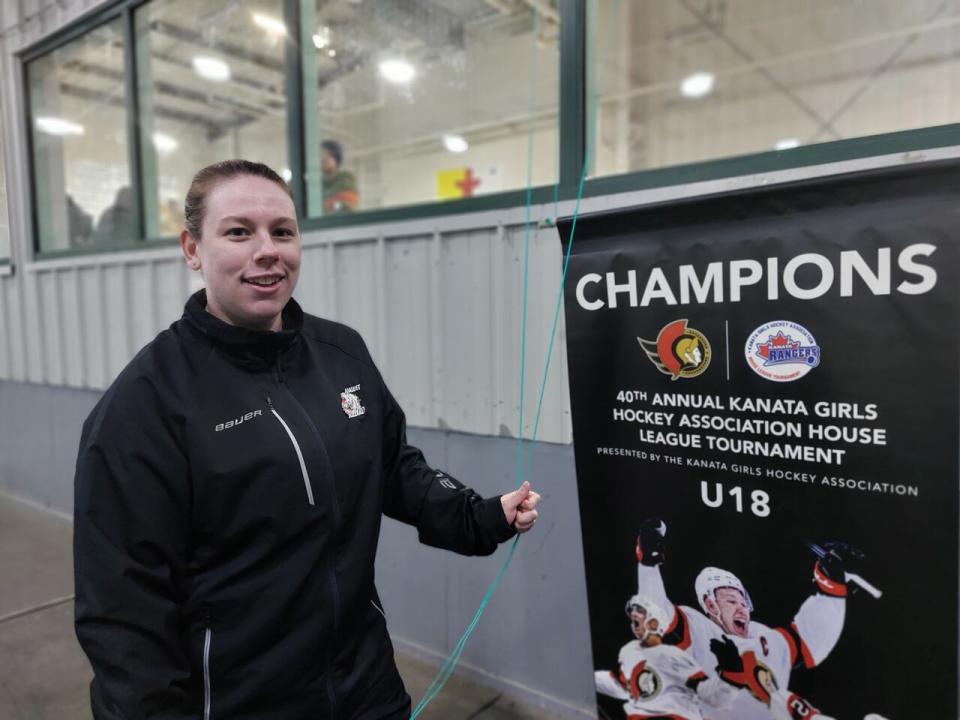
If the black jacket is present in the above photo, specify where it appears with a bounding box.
[74,291,515,720]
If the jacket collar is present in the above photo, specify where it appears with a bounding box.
[182,290,302,366]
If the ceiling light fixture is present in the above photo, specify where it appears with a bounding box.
[378,58,416,84]
[680,71,714,99]
[35,116,85,136]
[253,13,287,36]
[152,132,179,154]
[328,49,336,58]
[775,138,800,150]
[312,26,331,49]
[281,167,293,182]
[192,56,231,82]
[443,134,468,153]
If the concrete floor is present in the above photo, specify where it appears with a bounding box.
[0,494,556,720]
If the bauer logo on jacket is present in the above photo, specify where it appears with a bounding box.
[341,384,366,418]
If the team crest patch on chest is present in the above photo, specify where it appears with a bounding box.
[341,384,365,419]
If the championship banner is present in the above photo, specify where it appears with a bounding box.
[558,162,959,720]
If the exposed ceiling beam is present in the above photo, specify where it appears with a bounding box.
[677,0,841,140]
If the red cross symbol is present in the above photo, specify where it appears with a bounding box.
[455,168,481,196]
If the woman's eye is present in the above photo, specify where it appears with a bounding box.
[273,228,294,237]
[226,227,249,237]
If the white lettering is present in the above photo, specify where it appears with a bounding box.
[729,259,763,302]
[897,243,937,295]
[640,268,677,306]
[840,248,890,297]
[606,270,638,309]
[576,273,604,311]
[783,253,834,299]
[678,262,722,304]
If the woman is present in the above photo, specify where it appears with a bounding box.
[73,160,540,720]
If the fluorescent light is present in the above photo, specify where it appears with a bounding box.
[680,71,714,99]
[192,56,231,82]
[36,116,84,136]
[443,134,468,153]
[379,59,415,84]
[312,26,331,49]
[775,138,800,150]
[253,12,287,36]
[281,167,293,182]
[152,132,179,154]
[328,49,336,58]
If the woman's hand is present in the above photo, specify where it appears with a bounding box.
[500,481,541,533]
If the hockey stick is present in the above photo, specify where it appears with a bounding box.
[806,542,883,599]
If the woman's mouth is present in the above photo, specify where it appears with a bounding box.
[244,275,284,287]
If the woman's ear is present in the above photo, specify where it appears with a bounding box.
[180,229,201,270]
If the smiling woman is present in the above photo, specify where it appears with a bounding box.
[72,158,540,720]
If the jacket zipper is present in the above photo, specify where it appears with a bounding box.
[266,395,315,506]
[203,627,212,720]
[276,380,342,720]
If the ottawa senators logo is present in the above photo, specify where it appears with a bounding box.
[638,319,711,380]
[628,661,662,701]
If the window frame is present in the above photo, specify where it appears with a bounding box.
[21,1,144,257]
[16,0,960,256]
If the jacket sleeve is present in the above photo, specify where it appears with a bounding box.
[380,384,515,556]
[74,375,196,719]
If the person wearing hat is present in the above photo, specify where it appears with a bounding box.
[322,139,359,214]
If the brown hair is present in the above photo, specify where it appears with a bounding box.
[184,159,293,239]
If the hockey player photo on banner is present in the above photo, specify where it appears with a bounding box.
[559,161,960,720]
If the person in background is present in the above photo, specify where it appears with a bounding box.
[66,194,92,246]
[92,185,136,244]
[73,159,539,720]
[322,139,359,214]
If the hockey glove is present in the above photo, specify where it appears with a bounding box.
[813,541,865,597]
[710,636,775,705]
[636,518,667,566]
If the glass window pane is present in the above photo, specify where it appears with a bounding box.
[135,0,289,238]
[590,0,960,178]
[28,20,132,253]
[301,0,560,216]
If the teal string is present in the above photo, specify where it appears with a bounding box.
[410,1,607,713]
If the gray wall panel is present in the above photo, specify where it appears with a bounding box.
[294,244,327,318]
[127,263,156,355]
[439,230,495,435]
[39,271,64,385]
[79,266,106,389]
[383,236,433,421]
[24,275,44,383]
[103,265,129,381]
[333,240,380,359]
[60,268,84,387]
[3,276,25,381]
[155,261,187,331]
[0,276,9,377]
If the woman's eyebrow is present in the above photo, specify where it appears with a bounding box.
[218,215,252,226]
[217,216,297,225]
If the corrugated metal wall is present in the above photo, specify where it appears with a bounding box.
[2,217,574,443]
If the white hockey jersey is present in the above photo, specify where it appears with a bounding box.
[636,564,845,720]
[595,641,734,719]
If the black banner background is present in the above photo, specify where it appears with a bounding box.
[559,161,960,719]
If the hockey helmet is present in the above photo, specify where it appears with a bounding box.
[694,567,754,616]
[624,594,670,640]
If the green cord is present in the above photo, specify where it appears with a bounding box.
[410,1,610,714]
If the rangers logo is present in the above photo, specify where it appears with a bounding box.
[638,319,711,380]
[340,384,365,418]
[628,661,662,701]
[745,321,821,382]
